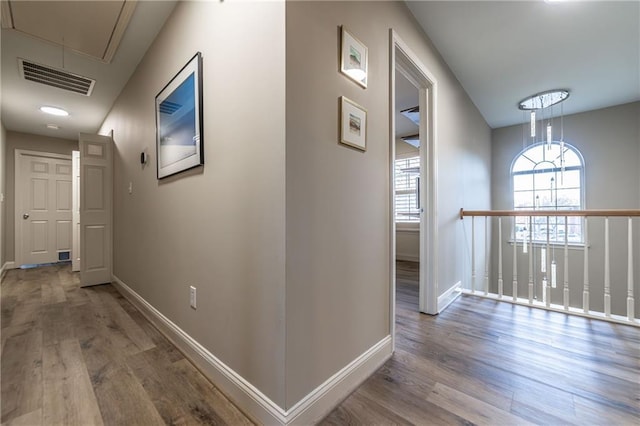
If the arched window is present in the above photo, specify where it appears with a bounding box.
[511,142,584,243]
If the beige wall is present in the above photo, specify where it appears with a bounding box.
[491,102,640,316]
[98,1,287,407]
[3,131,78,263]
[285,1,491,407]
[98,0,492,413]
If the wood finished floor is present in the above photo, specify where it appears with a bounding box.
[1,264,254,426]
[2,262,639,425]
[321,260,640,425]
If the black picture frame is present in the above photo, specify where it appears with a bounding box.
[155,52,204,179]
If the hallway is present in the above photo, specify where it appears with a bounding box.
[1,264,253,425]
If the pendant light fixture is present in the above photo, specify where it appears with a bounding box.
[518,89,570,174]
[518,90,569,303]
[518,89,569,145]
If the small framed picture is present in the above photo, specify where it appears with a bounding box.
[155,52,204,179]
[340,27,368,88]
[340,96,367,151]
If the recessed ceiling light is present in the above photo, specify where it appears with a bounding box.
[46,124,60,130]
[40,106,69,116]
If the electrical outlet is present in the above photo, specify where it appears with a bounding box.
[189,286,197,309]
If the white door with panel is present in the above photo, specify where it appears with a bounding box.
[79,134,113,287]
[16,151,73,266]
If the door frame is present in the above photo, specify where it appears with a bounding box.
[14,149,72,267]
[389,30,439,349]
[72,150,80,272]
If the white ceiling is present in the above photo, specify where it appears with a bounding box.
[1,1,177,140]
[2,1,637,140]
[7,0,131,62]
[406,0,640,129]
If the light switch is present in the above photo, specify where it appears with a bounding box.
[128,182,133,194]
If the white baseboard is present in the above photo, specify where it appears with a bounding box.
[286,335,392,425]
[112,275,392,425]
[1,261,16,281]
[396,253,419,262]
[438,281,462,313]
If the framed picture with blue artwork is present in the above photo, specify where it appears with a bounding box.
[155,52,203,179]
[340,26,368,88]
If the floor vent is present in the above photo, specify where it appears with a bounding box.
[19,58,95,96]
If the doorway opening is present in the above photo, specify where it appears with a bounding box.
[389,30,439,349]
[394,71,421,312]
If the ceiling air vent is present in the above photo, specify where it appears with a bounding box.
[19,58,95,96]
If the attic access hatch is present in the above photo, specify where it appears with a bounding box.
[19,59,95,96]
[1,0,137,63]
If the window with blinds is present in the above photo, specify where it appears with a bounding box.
[395,156,420,222]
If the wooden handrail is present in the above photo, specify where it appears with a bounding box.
[459,208,640,220]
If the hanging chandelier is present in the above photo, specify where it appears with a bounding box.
[517,89,570,172]
[518,89,569,142]
[516,89,571,302]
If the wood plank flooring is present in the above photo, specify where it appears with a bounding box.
[321,260,640,425]
[1,264,253,426]
[2,262,639,425]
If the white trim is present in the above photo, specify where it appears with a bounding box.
[388,30,398,352]
[14,150,72,268]
[286,335,392,425]
[390,30,439,316]
[461,292,639,328]
[438,281,462,313]
[102,0,137,63]
[1,261,16,281]
[508,240,587,250]
[396,227,419,234]
[112,275,393,425]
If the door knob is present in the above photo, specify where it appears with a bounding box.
[23,213,29,219]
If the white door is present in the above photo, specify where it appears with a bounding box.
[79,134,113,287]
[72,151,80,272]
[16,151,73,266]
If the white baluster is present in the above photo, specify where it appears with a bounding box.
[484,216,489,295]
[546,216,551,307]
[498,217,503,298]
[471,216,475,293]
[604,217,611,317]
[564,216,569,310]
[528,216,533,304]
[627,217,635,321]
[513,217,517,301]
[583,217,589,313]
